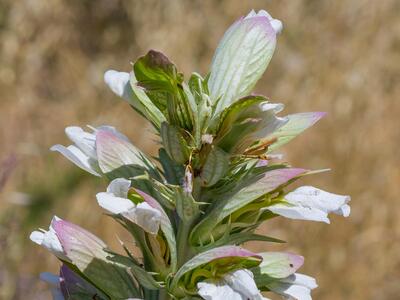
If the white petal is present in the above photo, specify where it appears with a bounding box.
[126,202,162,234]
[107,178,131,198]
[104,70,131,99]
[267,273,317,300]
[50,144,101,176]
[65,126,97,159]
[224,269,264,300]
[198,281,243,300]
[268,204,331,224]
[285,186,351,217]
[96,192,135,214]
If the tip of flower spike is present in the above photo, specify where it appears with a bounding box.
[30,231,44,245]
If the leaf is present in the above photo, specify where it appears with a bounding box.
[95,127,160,179]
[158,148,185,185]
[129,72,167,129]
[208,15,277,114]
[199,232,285,251]
[200,146,230,186]
[174,186,200,223]
[190,168,307,245]
[160,122,190,164]
[105,250,161,290]
[267,112,326,152]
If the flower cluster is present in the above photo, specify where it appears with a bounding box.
[31,9,350,300]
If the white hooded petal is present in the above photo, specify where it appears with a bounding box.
[127,202,162,234]
[198,281,243,300]
[269,186,351,223]
[197,269,265,300]
[106,178,131,198]
[104,70,132,100]
[96,192,135,214]
[50,144,101,176]
[65,126,97,159]
[30,217,69,261]
[267,273,317,300]
[224,269,264,300]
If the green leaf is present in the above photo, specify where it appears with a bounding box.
[174,186,200,223]
[158,148,185,185]
[200,146,230,186]
[160,122,190,164]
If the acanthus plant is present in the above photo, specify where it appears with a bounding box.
[31,9,350,300]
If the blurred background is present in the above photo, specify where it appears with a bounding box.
[0,0,399,299]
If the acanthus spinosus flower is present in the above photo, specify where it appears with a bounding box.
[32,8,350,300]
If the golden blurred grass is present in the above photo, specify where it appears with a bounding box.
[0,0,399,299]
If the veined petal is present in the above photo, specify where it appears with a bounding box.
[65,126,97,159]
[209,10,280,114]
[106,177,131,198]
[268,112,326,152]
[104,70,132,99]
[95,127,150,173]
[50,144,101,176]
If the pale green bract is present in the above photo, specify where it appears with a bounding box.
[31,9,350,300]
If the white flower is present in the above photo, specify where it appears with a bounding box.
[266,273,317,300]
[40,272,65,300]
[197,269,269,300]
[51,125,151,176]
[268,186,351,223]
[30,216,69,262]
[96,178,162,234]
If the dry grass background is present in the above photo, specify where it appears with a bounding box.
[0,0,399,299]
